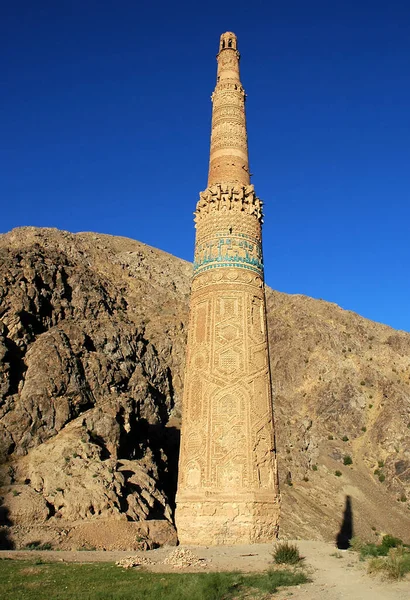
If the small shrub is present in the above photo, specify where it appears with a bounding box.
[303,476,309,482]
[272,542,303,565]
[378,460,384,468]
[378,474,386,483]
[382,535,403,549]
[343,455,353,466]
[25,542,53,551]
[360,381,366,386]
[361,426,367,432]
[368,547,410,580]
[312,464,318,471]
[12,489,20,497]
[349,537,365,553]
[328,435,334,440]
[335,470,342,477]
[400,494,407,503]
[342,435,349,442]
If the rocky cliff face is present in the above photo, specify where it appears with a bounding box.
[0,227,409,549]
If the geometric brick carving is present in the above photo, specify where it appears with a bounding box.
[216,322,240,343]
[175,31,280,545]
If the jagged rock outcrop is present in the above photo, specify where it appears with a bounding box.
[0,226,409,549]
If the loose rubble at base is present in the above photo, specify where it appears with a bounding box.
[115,555,154,568]
[163,548,209,568]
[116,548,209,569]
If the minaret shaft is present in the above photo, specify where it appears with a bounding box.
[175,32,280,545]
[208,34,250,188]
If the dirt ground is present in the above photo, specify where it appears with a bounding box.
[1,540,409,599]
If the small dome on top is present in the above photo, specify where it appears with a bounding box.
[219,32,238,52]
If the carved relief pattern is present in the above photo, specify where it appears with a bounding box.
[218,48,240,69]
[178,279,278,497]
[195,184,263,223]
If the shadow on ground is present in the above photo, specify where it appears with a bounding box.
[336,495,353,550]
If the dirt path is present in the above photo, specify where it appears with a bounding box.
[1,540,409,599]
[275,541,409,600]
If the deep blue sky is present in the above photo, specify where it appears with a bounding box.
[2,1,410,332]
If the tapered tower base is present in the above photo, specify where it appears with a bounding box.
[176,497,280,545]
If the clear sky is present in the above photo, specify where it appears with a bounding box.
[2,1,410,332]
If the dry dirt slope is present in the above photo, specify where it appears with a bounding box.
[0,227,409,549]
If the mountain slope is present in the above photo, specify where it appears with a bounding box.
[0,227,409,549]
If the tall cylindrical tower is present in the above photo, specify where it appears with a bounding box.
[175,32,280,545]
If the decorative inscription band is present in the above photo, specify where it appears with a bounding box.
[193,233,263,278]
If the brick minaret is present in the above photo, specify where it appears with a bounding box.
[175,32,280,545]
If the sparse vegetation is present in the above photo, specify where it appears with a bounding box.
[368,546,410,580]
[272,541,304,565]
[0,560,309,600]
[350,534,408,560]
[343,455,353,466]
[24,542,53,551]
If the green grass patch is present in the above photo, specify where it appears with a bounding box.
[0,559,309,600]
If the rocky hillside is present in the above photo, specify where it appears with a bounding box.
[0,227,409,550]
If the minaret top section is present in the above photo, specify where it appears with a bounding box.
[218,32,238,52]
[207,32,250,188]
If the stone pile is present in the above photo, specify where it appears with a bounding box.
[163,547,209,569]
[115,555,153,569]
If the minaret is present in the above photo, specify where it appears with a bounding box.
[175,32,280,545]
